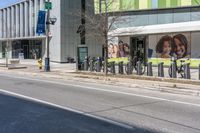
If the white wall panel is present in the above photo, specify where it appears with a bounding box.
[0,10,2,38]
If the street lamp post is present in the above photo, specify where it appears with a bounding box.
[45,0,50,72]
[44,0,56,72]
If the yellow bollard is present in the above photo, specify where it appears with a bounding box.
[37,58,43,70]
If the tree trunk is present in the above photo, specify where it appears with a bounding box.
[104,37,108,75]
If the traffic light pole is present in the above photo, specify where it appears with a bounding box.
[45,0,50,72]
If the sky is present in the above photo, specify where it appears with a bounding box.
[0,0,21,8]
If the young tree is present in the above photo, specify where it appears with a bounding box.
[77,0,124,75]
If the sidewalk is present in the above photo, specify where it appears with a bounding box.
[0,59,199,97]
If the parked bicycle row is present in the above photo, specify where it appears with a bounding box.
[80,56,200,80]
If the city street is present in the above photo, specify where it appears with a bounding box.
[0,93,135,133]
[0,72,200,133]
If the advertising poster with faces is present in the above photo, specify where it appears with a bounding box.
[108,40,130,58]
[152,33,191,59]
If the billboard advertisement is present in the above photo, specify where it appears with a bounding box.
[108,32,200,59]
[95,0,200,13]
[149,33,191,59]
[155,33,191,59]
[108,41,130,58]
[108,37,130,58]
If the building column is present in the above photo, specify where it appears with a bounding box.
[7,8,11,38]
[29,0,33,36]
[25,1,29,36]
[11,6,15,38]
[40,0,44,10]
[15,5,19,37]
[20,3,24,37]
[0,10,2,38]
[3,9,6,38]
[34,0,38,36]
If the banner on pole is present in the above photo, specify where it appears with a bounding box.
[36,10,46,35]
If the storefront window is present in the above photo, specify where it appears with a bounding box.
[12,40,42,59]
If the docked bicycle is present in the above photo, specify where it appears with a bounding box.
[125,56,146,75]
[168,57,190,78]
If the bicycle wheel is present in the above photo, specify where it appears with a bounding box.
[124,61,132,75]
[141,64,146,74]
[179,66,184,78]
[134,63,146,75]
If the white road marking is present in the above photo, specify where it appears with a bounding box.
[0,73,200,108]
[0,89,134,130]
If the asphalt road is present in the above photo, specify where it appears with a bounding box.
[0,73,200,133]
[0,93,138,133]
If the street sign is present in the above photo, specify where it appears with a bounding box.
[45,2,52,10]
[36,10,46,35]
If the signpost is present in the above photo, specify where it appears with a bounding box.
[45,1,52,10]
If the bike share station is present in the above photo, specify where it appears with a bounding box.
[80,35,149,75]
[79,34,200,80]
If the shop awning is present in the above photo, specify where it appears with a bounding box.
[109,21,200,37]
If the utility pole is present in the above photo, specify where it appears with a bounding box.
[45,0,51,72]
[43,0,56,72]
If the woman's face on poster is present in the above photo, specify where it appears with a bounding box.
[174,38,186,58]
[108,45,114,53]
[119,44,124,50]
[163,41,171,54]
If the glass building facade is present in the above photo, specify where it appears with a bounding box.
[110,7,200,28]
[101,0,200,63]
[95,0,200,13]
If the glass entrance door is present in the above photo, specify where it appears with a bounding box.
[23,45,29,59]
[130,36,147,64]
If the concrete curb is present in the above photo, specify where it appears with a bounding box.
[8,66,27,70]
[72,71,200,96]
[0,68,199,97]
[75,71,200,86]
